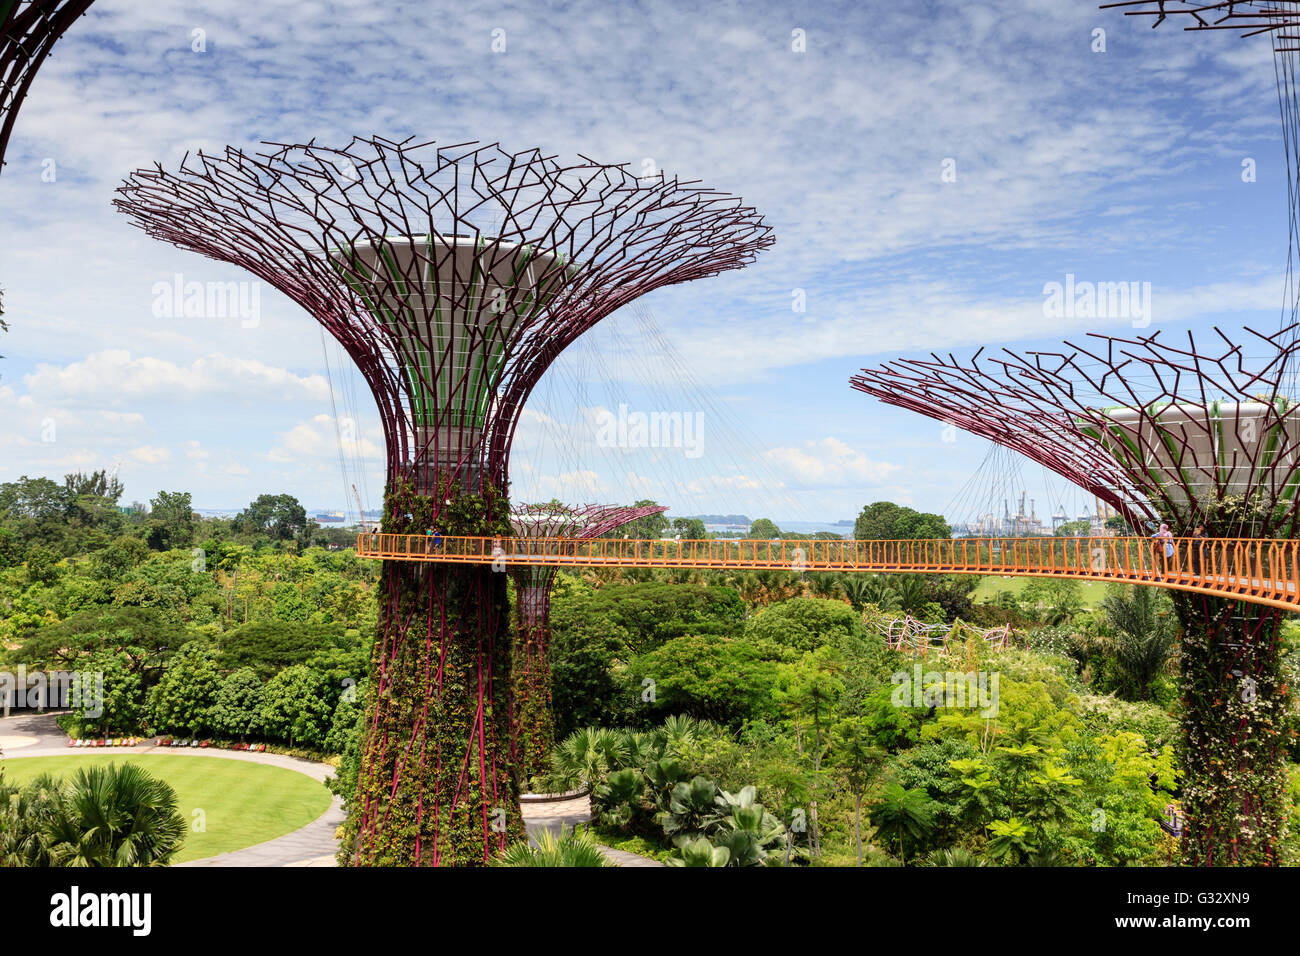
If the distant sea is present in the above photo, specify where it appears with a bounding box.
[703,519,852,536]
[193,508,852,536]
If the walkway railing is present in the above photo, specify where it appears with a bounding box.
[355,534,1300,612]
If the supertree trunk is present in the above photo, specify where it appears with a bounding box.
[1173,592,1289,866]
[508,572,554,786]
[344,479,524,866]
[502,503,666,785]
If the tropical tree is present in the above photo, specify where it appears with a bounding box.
[986,817,1036,864]
[774,647,845,857]
[74,652,145,738]
[745,597,867,653]
[617,502,670,540]
[670,517,707,539]
[630,634,781,726]
[260,664,333,748]
[854,502,950,541]
[1100,586,1177,701]
[233,493,309,542]
[1022,579,1084,626]
[833,716,886,866]
[0,773,63,866]
[210,667,265,739]
[869,782,934,863]
[146,490,198,551]
[148,640,222,737]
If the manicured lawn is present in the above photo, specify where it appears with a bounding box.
[0,753,331,863]
[966,574,1108,609]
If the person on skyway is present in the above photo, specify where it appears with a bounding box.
[1152,523,1174,575]
[1190,524,1207,577]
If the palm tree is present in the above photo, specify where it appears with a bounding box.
[869,782,934,864]
[0,772,63,866]
[806,573,842,599]
[42,763,187,866]
[547,727,631,791]
[656,714,710,754]
[859,574,900,611]
[893,575,929,615]
[841,576,876,611]
[1100,586,1177,700]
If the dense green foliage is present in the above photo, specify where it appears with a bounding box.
[0,474,377,751]
[4,474,1297,867]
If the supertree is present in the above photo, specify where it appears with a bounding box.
[851,324,1300,864]
[506,501,667,784]
[113,136,771,865]
[0,0,94,173]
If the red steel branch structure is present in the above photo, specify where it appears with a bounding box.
[1100,2,1300,339]
[851,326,1300,865]
[1100,2,1300,46]
[507,502,667,783]
[0,0,93,172]
[113,136,772,865]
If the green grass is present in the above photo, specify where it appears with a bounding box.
[0,753,332,863]
[966,574,1108,609]
[588,825,675,863]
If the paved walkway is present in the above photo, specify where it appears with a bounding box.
[2,713,661,867]
[521,792,664,867]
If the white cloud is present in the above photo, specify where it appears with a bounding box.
[22,351,329,405]
[766,436,900,487]
[128,445,172,464]
[268,414,383,463]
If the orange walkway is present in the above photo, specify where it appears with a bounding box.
[356,533,1300,612]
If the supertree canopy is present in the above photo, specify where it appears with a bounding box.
[1101,2,1300,46]
[852,325,1300,864]
[1102,2,1300,338]
[114,136,772,865]
[0,0,94,172]
[506,501,668,784]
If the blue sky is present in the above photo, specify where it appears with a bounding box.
[0,0,1293,525]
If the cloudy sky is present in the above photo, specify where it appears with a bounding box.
[0,0,1293,525]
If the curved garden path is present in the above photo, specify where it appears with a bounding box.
[2,713,661,866]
